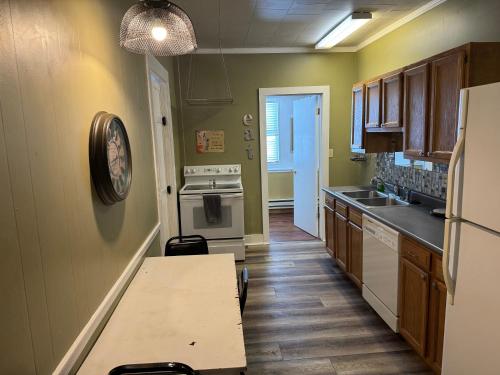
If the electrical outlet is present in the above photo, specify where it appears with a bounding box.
[329,148,334,158]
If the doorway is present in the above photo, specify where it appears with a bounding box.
[259,86,330,244]
[146,55,179,251]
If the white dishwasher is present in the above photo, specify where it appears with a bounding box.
[362,214,400,332]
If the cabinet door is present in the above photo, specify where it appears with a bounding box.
[365,79,381,128]
[403,63,429,159]
[334,212,348,272]
[399,257,429,356]
[427,279,447,373]
[382,72,403,128]
[348,221,363,288]
[428,51,466,161]
[351,83,365,151]
[325,206,335,257]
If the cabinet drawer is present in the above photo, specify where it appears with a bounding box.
[402,237,431,272]
[432,254,444,282]
[349,208,362,227]
[325,194,335,210]
[335,200,348,218]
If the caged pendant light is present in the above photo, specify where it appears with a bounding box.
[120,0,197,56]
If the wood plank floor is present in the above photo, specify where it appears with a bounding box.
[269,210,318,243]
[239,241,433,375]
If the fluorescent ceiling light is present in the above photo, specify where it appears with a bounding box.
[315,12,372,49]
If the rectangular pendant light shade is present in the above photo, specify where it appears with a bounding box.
[315,12,372,49]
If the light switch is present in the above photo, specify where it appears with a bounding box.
[329,148,334,158]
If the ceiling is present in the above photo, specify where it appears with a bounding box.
[173,0,434,50]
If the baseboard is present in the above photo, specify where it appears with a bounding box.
[53,223,160,375]
[244,234,266,246]
[269,199,294,209]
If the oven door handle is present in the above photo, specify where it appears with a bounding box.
[180,193,244,200]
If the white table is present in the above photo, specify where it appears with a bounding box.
[78,254,246,374]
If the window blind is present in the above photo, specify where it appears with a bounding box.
[266,101,280,163]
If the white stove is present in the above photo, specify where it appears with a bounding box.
[179,164,245,260]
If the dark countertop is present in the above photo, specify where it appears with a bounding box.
[323,186,444,255]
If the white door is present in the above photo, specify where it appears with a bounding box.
[442,222,500,375]
[292,95,319,236]
[147,58,178,252]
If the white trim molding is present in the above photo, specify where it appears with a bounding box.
[52,224,160,375]
[194,0,446,55]
[259,86,330,244]
[244,234,266,246]
[356,0,447,50]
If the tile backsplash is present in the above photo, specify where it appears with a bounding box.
[376,153,449,199]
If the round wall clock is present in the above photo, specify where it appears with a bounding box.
[89,111,132,205]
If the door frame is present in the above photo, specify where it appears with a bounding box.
[145,54,179,252]
[258,86,330,244]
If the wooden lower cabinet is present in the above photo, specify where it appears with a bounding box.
[400,236,447,374]
[348,221,363,288]
[427,279,447,373]
[334,212,348,272]
[325,206,335,257]
[399,257,430,356]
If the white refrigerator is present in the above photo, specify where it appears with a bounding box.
[441,82,500,374]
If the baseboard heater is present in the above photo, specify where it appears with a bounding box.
[269,199,294,210]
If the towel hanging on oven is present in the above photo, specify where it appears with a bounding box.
[203,194,222,224]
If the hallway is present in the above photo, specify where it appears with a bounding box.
[269,210,318,243]
[239,241,432,375]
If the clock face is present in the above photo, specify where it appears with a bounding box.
[89,112,132,205]
[106,119,130,197]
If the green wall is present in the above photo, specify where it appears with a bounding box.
[357,0,500,80]
[0,0,161,373]
[268,172,294,200]
[177,53,372,235]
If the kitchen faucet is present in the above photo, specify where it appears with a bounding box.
[371,176,385,192]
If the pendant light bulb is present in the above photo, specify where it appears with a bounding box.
[151,26,167,41]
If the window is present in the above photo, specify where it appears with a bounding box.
[266,101,280,163]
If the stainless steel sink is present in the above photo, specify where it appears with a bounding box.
[356,197,409,207]
[341,190,386,199]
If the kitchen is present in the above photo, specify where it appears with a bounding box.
[1,0,500,375]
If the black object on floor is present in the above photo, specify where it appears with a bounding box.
[203,194,221,224]
[164,235,209,256]
[239,266,248,315]
[109,361,198,374]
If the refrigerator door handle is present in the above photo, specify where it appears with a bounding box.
[443,217,460,305]
[445,90,468,219]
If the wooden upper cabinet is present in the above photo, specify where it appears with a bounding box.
[399,257,430,356]
[365,79,382,128]
[381,71,403,128]
[351,83,365,151]
[428,51,466,161]
[403,63,429,159]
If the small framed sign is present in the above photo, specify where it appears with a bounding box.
[89,111,132,205]
[196,130,224,153]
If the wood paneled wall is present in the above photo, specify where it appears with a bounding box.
[0,0,160,373]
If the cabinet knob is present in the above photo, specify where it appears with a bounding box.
[420,273,426,280]
[432,281,437,289]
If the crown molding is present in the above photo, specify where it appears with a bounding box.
[193,0,447,55]
[356,0,447,51]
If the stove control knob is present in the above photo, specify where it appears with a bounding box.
[228,167,233,173]
[192,168,196,174]
[185,169,190,174]
[216,168,222,173]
